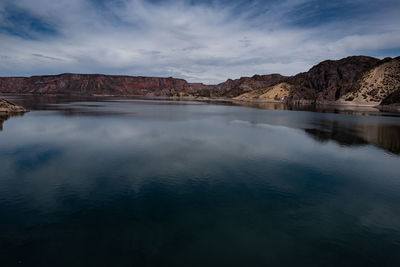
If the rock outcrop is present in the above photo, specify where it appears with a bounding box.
[233,82,291,102]
[0,96,27,130]
[0,96,27,113]
[209,74,287,98]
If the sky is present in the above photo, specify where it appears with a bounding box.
[0,0,399,84]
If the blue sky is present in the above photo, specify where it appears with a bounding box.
[0,0,399,83]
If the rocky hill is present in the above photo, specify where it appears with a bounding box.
[338,58,400,105]
[0,56,399,107]
[233,56,400,107]
[234,82,292,102]
[286,56,380,104]
[196,74,287,98]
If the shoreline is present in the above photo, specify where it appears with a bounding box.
[0,96,28,114]
[231,99,400,112]
[2,93,400,113]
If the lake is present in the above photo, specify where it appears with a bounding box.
[1,95,400,266]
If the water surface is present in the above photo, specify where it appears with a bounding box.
[1,96,400,266]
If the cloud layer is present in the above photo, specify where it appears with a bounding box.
[0,0,399,83]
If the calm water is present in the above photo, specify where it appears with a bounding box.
[1,96,400,266]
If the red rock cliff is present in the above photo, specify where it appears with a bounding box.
[0,74,210,96]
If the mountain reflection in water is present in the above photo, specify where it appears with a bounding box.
[1,95,400,266]
[305,120,400,155]
[2,94,400,155]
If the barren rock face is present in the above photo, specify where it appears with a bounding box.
[0,97,27,113]
[0,74,210,97]
[382,90,400,105]
[233,82,291,102]
[339,58,400,104]
[286,56,380,103]
[209,74,287,98]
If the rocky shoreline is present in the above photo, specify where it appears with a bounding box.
[0,96,28,113]
[0,97,27,131]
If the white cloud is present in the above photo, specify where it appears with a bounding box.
[0,0,399,83]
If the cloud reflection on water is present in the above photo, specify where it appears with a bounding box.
[1,97,400,265]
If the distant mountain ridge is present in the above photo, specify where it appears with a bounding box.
[0,74,210,96]
[0,56,399,107]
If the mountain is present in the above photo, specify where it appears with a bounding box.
[234,56,400,107]
[0,73,286,98]
[0,56,399,108]
[286,56,380,104]
[339,57,400,104]
[0,74,210,96]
